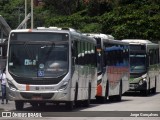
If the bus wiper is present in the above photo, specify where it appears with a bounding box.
[131,66,136,71]
[24,41,55,61]
[40,41,68,63]
[40,42,55,62]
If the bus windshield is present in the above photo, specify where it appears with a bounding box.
[130,54,146,73]
[8,33,69,78]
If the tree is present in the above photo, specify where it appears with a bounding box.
[86,0,114,16]
[43,0,78,15]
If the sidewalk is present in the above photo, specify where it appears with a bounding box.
[0,99,14,111]
[0,100,31,111]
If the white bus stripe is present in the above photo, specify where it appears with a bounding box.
[98,74,102,80]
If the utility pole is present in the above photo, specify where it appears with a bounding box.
[25,0,27,28]
[31,0,33,29]
[16,13,31,29]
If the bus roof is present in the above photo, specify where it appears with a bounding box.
[83,33,114,40]
[122,39,159,50]
[122,39,152,44]
[11,27,79,33]
[9,27,96,44]
[83,33,129,45]
[104,39,129,46]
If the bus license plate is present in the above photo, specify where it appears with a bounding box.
[32,95,42,100]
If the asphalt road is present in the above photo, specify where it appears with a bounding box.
[0,79,160,120]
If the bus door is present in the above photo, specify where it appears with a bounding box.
[96,38,103,97]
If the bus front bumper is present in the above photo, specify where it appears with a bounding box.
[129,81,147,91]
[6,87,71,102]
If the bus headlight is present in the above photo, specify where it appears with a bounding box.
[7,80,18,91]
[139,80,143,85]
[143,78,146,81]
[58,81,68,90]
[139,78,146,85]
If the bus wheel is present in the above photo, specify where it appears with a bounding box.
[96,96,105,103]
[30,102,38,108]
[109,96,115,101]
[141,90,149,96]
[15,101,24,110]
[66,101,74,111]
[116,93,122,101]
[39,102,46,108]
[141,79,150,96]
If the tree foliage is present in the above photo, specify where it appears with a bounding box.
[43,0,85,15]
[0,0,160,41]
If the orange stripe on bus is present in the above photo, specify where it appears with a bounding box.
[96,84,102,96]
[28,29,32,32]
[97,49,101,52]
[26,84,30,91]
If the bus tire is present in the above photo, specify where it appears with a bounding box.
[15,101,24,110]
[39,102,46,108]
[66,101,74,111]
[83,83,91,107]
[109,96,115,101]
[30,102,38,108]
[141,90,149,96]
[141,79,150,96]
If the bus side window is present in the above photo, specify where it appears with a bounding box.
[0,47,2,57]
[78,41,84,65]
[72,41,78,65]
[149,49,154,65]
[84,42,87,65]
[72,41,75,57]
[81,42,85,65]
[76,41,80,65]
[105,51,112,66]
[89,44,96,67]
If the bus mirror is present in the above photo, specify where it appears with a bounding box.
[72,57,75,66]
[72,48,75,56]
[72,41,77,57]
